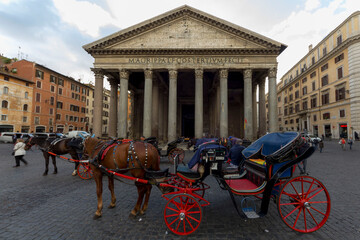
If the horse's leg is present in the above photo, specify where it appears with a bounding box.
[43,152,49,176]
[139,184,152,215]
[130,183,146,218]
[107,176,116,209]
[92,167,103,219]
[52,155,57,174]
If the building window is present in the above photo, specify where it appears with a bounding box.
[35,93,41,102]
[335,53,344,63]
[340,109,345,118]
[295,90,299,99]
[23,104,28,111]
[23,116,27,123]
[284,97,287,104]
[321,63,328,72]
[323,47,327,56]
[312,56,315,65]
[337,67,343,79]
[313,115,317,122]
[56,101,63,109]
[323,112,330,120]
[295,103,300,112]
[284,107,288,116]
[1,100,8,108]
[25,92,28,99]
[58,88,63,95]
[290,119,294,124]
[35,106,41,113]
[285,120,288,125]
[56,114,61,120]
[49,118,53,125]
[278,96,281,102]
[310,71,316,78]
[337,35,342,46]
[302,100,308,110]
[50,97,54,105]
[289,105,293,114]
[34,117,40,125]
[321,92,330,105]
[289,94,293,101]
[3,86,9,94]
[336,86,346,101]
[50,75,57,83]
[312,81,316,91]
[302,77,307,83]
[295,82,299,88]
[289,86,293,91]
[50,85,55,92]
[58,78,64,86]
[35,69,44,79]
[50,108,53,115]
[321,75,329,87]
[36,81,42,88]
[311,97,317,108]
[303,86,307,95]
[1,115,7,121]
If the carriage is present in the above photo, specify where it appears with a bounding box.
[83,132,330,236]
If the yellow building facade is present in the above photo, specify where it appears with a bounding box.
[276,11,360,140]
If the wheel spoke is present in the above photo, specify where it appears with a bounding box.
[166,206,179,213]
[185,217,195,231]
[306,208,319,226]
[309,206,327,216]
[187,214,201,223]
[303,207,307,232]
[284,204,301,219]
[292,206,302,228]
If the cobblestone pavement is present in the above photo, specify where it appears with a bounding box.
[0,140,359,240]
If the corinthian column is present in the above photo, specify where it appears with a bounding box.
[258,76,266,136]
[92,68,103,137]
[195,69,203,138]
[168,69,177,142]
[108,77,118,138]
[268,67,278,132]
[219,69,228,138]
[244,69,253,140]
[143,69,153,138]
[118,69,129,138]
[252,81,258,139]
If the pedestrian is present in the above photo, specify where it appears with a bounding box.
[321,134,325,141]
[12,138,28,167]
[319,140,324,153]
[313,139,319,150]
[12,133,17,144]
[339,138,346,151]
[348,137,353,150]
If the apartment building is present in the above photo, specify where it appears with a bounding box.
[0,68,34,132]
[274,11,360,140]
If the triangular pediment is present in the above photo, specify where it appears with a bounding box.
[84,5,286,54]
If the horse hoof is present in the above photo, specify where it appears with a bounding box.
[108,204,116,209]
[43,172,48,176]
[93,214,102,220]
[53,171,57,174]
[139,210,146,216]
[129,213,137,219]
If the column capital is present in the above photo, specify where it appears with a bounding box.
[195,69,203,79]
[144,69,153,79]
[244,69,252,79]
[119,69,129,79]
[91,68,104,78]
[268,67,277,78]
[219,69,228,79]
[169,69,178,79]
[107,76,118,86]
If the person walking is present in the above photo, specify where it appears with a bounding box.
[348,137,354,150]
[12,138,28,167]
[339,138,346,151]
[319,140,324,153]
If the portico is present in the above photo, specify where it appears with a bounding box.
[83,5,286,141]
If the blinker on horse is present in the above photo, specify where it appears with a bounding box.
[25,136,83,176]
[82,137,164,219]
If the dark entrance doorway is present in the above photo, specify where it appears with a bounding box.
[181,104,194,138]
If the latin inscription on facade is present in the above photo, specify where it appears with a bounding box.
[128,57,245,66]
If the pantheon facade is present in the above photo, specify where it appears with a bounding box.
[83,5,286,142]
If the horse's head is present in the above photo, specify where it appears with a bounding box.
[82,135,101,160]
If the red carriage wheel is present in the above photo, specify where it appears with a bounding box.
[77,163,93,180]
[168,148,185,164]
[164,194,202,235]
[277,175,331,233]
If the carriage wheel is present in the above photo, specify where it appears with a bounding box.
[164,194,202,236]
[77,163,93,180]
[277,176,331,233]
[168,148,185,164]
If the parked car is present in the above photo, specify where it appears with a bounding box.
[301,133,321,143]
[0,132,33,143]
[64,131,90,139]
[34,132,66,138]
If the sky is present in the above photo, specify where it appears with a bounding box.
[1,0,359,89]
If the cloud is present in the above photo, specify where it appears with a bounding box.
[52,0,118,38]
[305,0,321,11]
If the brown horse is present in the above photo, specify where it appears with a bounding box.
[25,136,82,176]
[82,137,161,219]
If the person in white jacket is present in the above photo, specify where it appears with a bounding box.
[13,138,28,167]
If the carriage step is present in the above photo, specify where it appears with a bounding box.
[223,173,241,179]
[242,208,260,219]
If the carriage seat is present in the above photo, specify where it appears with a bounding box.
[145,168,169,184]
[176,164,205,181]
[225,158,267,195]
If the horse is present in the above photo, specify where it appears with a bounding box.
[25,136,83,176]
[82,137,162,219]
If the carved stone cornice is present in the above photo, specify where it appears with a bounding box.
[244,69,252,79]
[219,69,228,79]
[83,6,284,53]
[119,69,129,79]
[169,69,178,79]
[144,69,153,79]
[91,68,104,79]
[195,69,203,79]
[87,48,280,56]
[268,67,277,78]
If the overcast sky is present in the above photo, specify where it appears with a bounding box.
[1,0,359,89]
